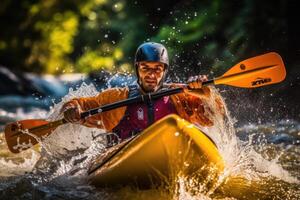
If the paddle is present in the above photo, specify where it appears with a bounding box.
[4,52,286,153]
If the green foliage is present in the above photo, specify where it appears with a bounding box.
[32,11,79,73]
[0,0,291,77]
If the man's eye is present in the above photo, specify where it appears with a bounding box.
[140,67,163,73]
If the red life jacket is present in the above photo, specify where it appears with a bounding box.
[111,85,177,142]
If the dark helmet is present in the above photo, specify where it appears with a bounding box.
[134,42,169,88]
[135,42,169,67]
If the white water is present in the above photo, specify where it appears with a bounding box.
[0,150,40,177]
[0,82,299,199]
[199,87,299,185]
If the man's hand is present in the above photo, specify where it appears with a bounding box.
[61,104,83,123]
[187,75,208,89]
[184,75,210,97]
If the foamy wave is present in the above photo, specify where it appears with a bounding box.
[0,150,40,177]
[198,88,299,186]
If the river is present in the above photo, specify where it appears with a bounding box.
[0,75,299,200]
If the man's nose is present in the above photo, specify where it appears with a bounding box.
[149,72,155,78]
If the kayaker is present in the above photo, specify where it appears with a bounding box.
[61,42,224,144]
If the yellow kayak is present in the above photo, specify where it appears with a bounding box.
[88,114,224,188]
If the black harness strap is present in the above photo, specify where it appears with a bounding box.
[128,84,155,126]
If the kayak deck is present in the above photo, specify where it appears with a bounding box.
[88,114,224,188]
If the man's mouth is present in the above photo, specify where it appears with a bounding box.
[145,79,157,84]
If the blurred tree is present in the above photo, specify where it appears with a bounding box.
[0,0,294,78]
[151,0,289,81]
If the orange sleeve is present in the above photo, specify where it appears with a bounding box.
[63,87,129,131]
[170,84,226,127]
[170,90,214,127]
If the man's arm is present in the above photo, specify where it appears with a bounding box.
[170,75,225,127]
[61,87,129,131]
[184,75,225,114]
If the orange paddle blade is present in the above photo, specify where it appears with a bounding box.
[5,119,63,153]
[214,52,286,88]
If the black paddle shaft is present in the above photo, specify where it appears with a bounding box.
[80,87,183,119]
[79,80,214,119]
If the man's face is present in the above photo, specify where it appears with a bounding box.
[138,61,165,92]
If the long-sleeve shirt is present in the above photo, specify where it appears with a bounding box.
[61,85,225,133]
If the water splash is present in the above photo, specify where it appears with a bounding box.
[0,149,40,177]
[193,87,299,199]
[0,82,299,199]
